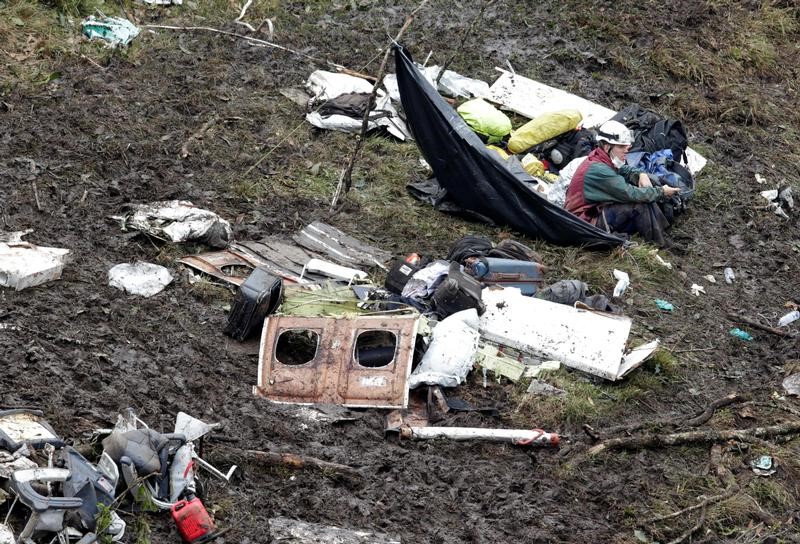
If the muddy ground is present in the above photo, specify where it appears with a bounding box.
[2,1,800,543]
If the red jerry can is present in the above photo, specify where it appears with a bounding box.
[171,497,216,543]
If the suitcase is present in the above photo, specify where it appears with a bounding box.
[432,262,485,319]
[466,257,545,295]
[223,267,283,341]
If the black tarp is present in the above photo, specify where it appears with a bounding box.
[394,45,625,249]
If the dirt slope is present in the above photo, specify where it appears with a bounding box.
[1,1,799,543]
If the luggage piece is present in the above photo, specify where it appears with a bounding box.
[223,267,283,341]
[385,257,423,295]
[432,262,485,319]
[466,257,545,296]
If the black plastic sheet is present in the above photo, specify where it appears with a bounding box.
[395,45,624,249]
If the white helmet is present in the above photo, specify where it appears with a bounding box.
[596,120,634,145]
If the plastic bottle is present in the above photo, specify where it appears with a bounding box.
[778,310,800,327]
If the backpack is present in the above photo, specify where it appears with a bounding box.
[530,128,595,172]
[612,104,689,163]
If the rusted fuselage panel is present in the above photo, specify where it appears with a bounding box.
[255,315,419,408]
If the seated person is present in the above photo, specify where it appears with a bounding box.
[564,120,681,246]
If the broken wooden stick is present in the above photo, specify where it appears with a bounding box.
[587,420,800,456]
[232,448,362,477]
[180,115,218,159]
[32,181,42,211]
[727,312,792,337]
[339,0,430,196]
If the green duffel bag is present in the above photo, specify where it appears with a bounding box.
[457,98,512,144]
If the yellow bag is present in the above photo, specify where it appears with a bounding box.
[507,109,583,154]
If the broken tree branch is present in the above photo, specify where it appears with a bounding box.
[180,114,219,159]
[727,312,792,337]
[339,0,430,196]
[683,392,750,427]
[594,392,750,439]
[587,420,800,456]
[666,505,706,544]
[143,24,338,69]
[232,448,362,477]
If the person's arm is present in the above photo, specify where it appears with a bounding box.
[584,164,663,203]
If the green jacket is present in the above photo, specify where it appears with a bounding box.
[565,148,665,221]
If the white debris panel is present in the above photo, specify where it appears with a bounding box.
[479,287,658,380]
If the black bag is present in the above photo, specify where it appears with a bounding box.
[487,239,542,263]
[385,257,422,294]
[224,267,283,341]
[432,262,485,319]
[612,103,689,163]
[445,235,494,264]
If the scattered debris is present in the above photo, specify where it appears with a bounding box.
[760,186,794,218]
[301,258,367,283]
[107,262,173,297]
[474,344,526,382]
[526,379,566,397]
[0,410,63,451]
[782,374,800,396]
[750,455,776,476]
[613,269,629,297]
[255,314,419,408]
[729,328,753,342]
[81,15,140,47]
[652,252,673,269]
[703,274,716,283]
[294,221,390,269]
[111,200,232,248]
[690,283,705,296]
[778,310,800,327]
[0,232,70,291]
[268,517,401,544]
[522,360,561,379]
[655,299,674,312]
[724,267,735,284]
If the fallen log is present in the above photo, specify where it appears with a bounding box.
[588,420,800,456]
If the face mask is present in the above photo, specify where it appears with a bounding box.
[611,155,625,169]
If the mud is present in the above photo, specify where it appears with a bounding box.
[2,1,800,543]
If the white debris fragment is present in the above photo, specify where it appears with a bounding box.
[612,269,630,297]
[724,267,735,284]
[108,262,173,297]
[408,309,480,389]
[703,274,716,283]
[0,233,70,291]
[690,283,705,296]
[755,173,766,184]
[651,251,672,269]
[777,310,800,327]
[111,200,232,248]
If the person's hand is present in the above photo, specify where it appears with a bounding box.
[638,173,652,188]
[663,186,681,197]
